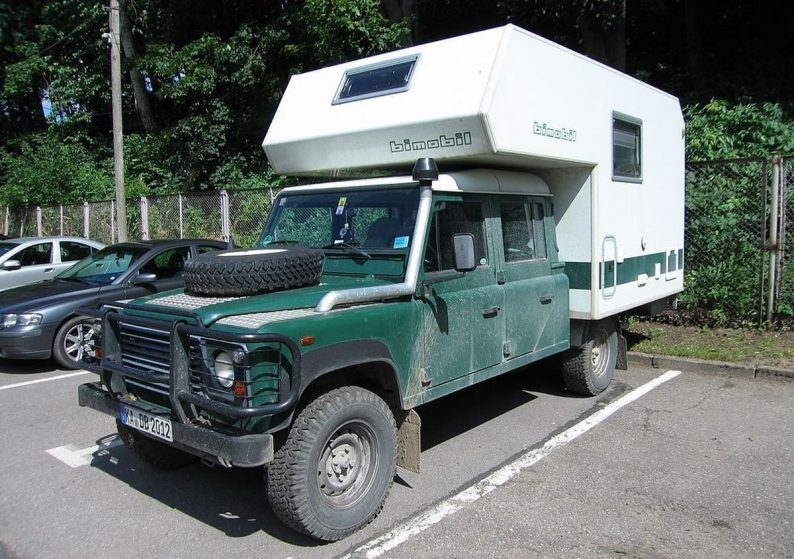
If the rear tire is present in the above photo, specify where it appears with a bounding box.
[116,421,197,470]
[561,318,618,396]
[266,386,397,541]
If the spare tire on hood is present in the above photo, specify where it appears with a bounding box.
[183,246,324,296]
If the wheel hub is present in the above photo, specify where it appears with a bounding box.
[323,433,362,493]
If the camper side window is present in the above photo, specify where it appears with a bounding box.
[424,201,487,273]
[612,114,642,182]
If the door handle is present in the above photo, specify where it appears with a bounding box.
[539,294,554,304]
[44,267,54,273]
[482,305,501,317]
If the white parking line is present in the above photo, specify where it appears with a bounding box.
[0,371,92,391]
[47,435,124,468]
[345,370,683,559]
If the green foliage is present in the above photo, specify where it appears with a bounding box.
[685,100,794,161]
[294,0,409,68]
[0,133,113,207]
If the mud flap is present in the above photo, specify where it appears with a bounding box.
[616,333,628,370]
[394,408,421,473]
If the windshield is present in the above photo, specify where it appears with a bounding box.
[261,187,420,252]
[56,245,149,285]
[0,242,19,257]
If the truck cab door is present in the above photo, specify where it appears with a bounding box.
[418,197,504,386]
[495,197,568,358]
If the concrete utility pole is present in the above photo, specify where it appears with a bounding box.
[109,0,128,241]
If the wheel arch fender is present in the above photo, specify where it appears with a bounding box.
[268,340,405,434]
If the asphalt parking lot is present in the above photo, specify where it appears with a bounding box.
[1,358,792,559]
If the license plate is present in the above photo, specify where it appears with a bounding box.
[119,404,173,442]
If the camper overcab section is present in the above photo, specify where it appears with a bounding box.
[78,25,685,542]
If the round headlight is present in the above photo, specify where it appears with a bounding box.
[213,351,235,389]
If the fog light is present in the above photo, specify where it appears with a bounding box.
[213,351,235,389]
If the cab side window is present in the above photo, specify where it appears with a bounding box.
[18,242,53,266]
[500,200,546,262]
[424,201,487,273]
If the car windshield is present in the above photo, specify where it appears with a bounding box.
[260,187,420,252]
[56,245,149,285]
[0,242,19,257]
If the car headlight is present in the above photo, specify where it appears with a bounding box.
[0,313,42,329]
[213,351,235,389]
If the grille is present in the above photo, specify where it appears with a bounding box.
[118,322,171,404]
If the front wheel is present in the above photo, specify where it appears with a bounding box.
[53,316,98,370]
[266,386,397,541]
[561,318,618,396]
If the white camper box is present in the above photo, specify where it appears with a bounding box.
[263,24,685,321]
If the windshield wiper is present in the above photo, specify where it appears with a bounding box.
[322,241,371,260]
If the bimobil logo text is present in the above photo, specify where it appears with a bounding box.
[389,132,473,153]
[533,122,577,142]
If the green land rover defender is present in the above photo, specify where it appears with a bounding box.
[78,162,619,541]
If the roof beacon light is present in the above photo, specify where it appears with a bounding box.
[412,158,438,185]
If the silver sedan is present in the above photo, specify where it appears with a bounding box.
[0,236,105,291]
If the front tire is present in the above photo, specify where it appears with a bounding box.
[266,386,397,541]
[561,318,618,396]
[53,316,98,370]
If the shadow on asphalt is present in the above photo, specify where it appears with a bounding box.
[0,357,65,375]
[89,441,319,545]
[418,361,568,451]
[85,361,569,546]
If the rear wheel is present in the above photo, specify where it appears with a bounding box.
[561,318,618,396]
[266,386,397,541]
[116,421,197,470]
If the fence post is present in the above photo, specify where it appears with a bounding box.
[4,207,8,237]
[111,201,116,244]
[178,193,184,239]
[83,202,89,238]
[220,190,230,242]
[767,156,781,322]
[35,206,42,236]
[60,205,64,235]
[140,196,149,240]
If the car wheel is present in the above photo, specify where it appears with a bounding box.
[266,386,397,541]
[561,317,618,396]
[53,316,98,370]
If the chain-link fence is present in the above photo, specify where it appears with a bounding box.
[682,158,769,324]
[3,188,282,246]
[229,188,276,247]
[679,156,792,326]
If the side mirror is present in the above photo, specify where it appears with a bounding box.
[2,259,21,271]
[452,234,476,272]
[132,271,158,285]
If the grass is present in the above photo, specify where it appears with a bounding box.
[623,319,794,370]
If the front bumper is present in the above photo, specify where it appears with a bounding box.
[0,324,56,359]
[78,382,274,467]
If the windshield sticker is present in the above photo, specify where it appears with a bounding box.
[335,197,348,215]
[393,236,409,249]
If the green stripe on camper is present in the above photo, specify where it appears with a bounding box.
[565,250,684,290]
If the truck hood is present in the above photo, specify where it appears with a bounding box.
[133,275,397,327]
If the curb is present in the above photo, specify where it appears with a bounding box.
[627,352,794,381]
